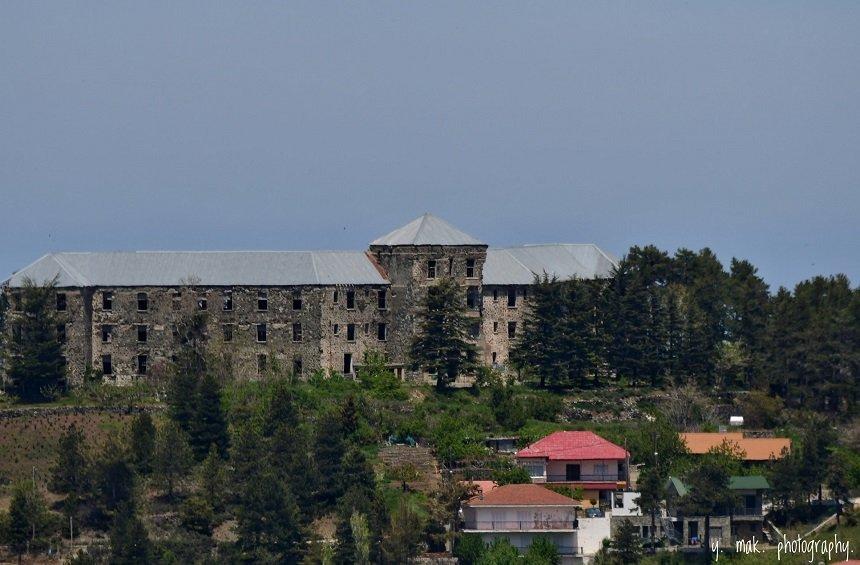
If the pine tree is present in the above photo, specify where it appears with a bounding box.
[680,455,736,560]
[381,502,423,564]
[510,274,566,387]
[609,519,643,564]
[4,278,66,402]
[128,412,156,475]
[525,536,560,565]
[197,445,228,512]
[109,503,151,565]
[93,441,136,513]
[235,468,303,563]
[7,481,47,560]
[168,311,208,432]
[315,414,346,510]
[50,423,90,519]
[726,259,769,387]
[410,276,478,388]
[189,372,229,460]
[153,421,193,499]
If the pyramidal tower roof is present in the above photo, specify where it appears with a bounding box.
[370,213,485,246]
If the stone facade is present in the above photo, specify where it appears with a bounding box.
[2,214,616,385]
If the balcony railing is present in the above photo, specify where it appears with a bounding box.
[543,473,624,482]
[511,545,582,555]
[732,506,764,517]
[464,520,577,531]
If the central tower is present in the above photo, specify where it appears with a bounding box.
[367,213,487,377]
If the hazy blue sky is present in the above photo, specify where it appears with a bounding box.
[1,2,858,290]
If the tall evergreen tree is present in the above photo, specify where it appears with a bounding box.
[235,467,303,563]
[410,276,478,388]
[726,259,769,387]
[315,414,347,510]
[153,421,193,499]
[128,412,156,475]
[189,372,229,460]
[680,455,736,561]
[510,274,566,387]
[109,503,151,565]
[168,311,208,431]
[3,278,66,401]
[6,481,48,561]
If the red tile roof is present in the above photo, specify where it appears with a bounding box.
[516,431,629,461]
[466,483,581,506]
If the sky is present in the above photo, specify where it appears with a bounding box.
[1,2,858,291]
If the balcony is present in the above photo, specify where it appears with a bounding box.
[463,520,578,532]
[511,545,582,555]
[731,505,764,519]
[543,473,624,483]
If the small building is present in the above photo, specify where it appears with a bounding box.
[461,483,583,563]
[679,432,791,462]
[516,431,629,508]
[664,475,771,547]
[484,436,518,453]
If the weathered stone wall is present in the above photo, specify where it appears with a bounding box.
[481,285,530,367]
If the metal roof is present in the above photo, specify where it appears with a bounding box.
[483,244,618,285]
[667,475,770,496]
[5,251,387,288]
[371,213,485,246]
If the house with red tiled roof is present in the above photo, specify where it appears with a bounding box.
[516,431,629,508]
[461,484,584,562]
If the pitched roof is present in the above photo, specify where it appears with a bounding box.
[679,433,792,461]
[466,483,580,507]
[517,431,629,461]
[5,251,388,288]
[483,244,617,285]
[370,213,484,246]
[667,475,770,496]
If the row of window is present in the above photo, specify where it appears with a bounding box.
[100,353,306,377]
[95,322,388,344]
[426,258,478,279]
[81,288,389,312]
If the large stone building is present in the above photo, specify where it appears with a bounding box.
[2,214,616,385]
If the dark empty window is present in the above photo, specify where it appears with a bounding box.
[292,323,302,342]
[507,321,517,338]
[223,291,233,311]
[346,290,355,309]
[102,354,113,375]
[56,293,67,311]
[256,323,267,343]
[448,257,454,275]
[343,353,353,374]
[427,260,436,279]
[333,290,339,303]
[12,292,22,311]
[507,287,517,307]
[347,324,356,342]
[137,325,148,343]
[223,324,233,342]
[137,354,148,375]
[57,324,66,344]
[333,324,340,335]
[377,289,387,309]
[292,295,302,310]
[101,325,113,343]
[137,292,148,311]
[293,357,303,375]
[172,291,182,311]
[493,289,498,302]
[466,287,479,309]
[466,258,476,278]
[492,352,497,365]
[469,322,480,339]
[257,291,268,311]
[102,291,113,311]
[377,323,387,341]
[258,354,267,374]
[198,294,208,310]
[493,321,499,333]
[364,323,369,335]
